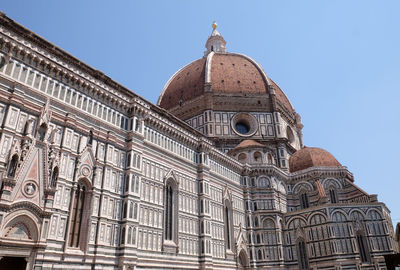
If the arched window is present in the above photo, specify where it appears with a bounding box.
[224,199,233,250]
[258,249,263,260]
[129,202,133,219]
[68,181,91,249]
[133,203,138,219]
[135,177,140,193]
[238,153,247,163]
[132,227,136,245]
[253,151,262,162]
[50,167,59,188]
[123,201,127,219]
[124,175,130,192]
[126,153,131,168]
[127,227,132,244]
[164,179,178,242]
[300,193,309,209]
[329,188,337,203]
[356,232,370,263]
[7,154,19,178]
[256,234,261,244]
[296,239,309,270]
[121,227,126,244]
[37,123,47,141]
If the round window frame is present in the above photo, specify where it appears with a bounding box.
[231,113,258,137]
[22,180,37,198]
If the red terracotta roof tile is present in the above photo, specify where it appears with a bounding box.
[289,147,341,173]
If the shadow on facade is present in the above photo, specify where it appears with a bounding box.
[385,253,400,270]
[0,256,27,270]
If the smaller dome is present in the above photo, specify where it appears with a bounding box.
[289,147,341,173]
[228,139,264,154]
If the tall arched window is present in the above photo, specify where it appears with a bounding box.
[329,188,338,203]
[126,154,131,168]
[123,201,127,219]
[258,249,263,260]
[129,202,133,219]
[356,232,370,263]
[7,154,19,178]
[69,181,90,249]
[121,227,126,245]
[127,227,132,244]
[224,199,233,250]
[296,239,309,270]
[124,175,130,192]
[164,179,178,242]
[300,193,309,209]
[132,227,136,245]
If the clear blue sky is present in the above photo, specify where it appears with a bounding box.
[2,1,399,224]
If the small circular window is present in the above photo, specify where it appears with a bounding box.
[231,113,258,137]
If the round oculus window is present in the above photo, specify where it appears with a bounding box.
[235,122,250,135]
[231,113,258,137]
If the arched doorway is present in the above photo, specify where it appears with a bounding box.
[0,213,40,270]
[237,249,249,270]
[0,256,27,270]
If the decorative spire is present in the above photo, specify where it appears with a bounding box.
[204,21,226,56]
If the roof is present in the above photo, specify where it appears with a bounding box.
[227,139,266,156]
[158,58,206,110]
[289,147,342,173]
[158,52,295,114]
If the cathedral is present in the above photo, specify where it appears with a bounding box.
[0,14,397,270]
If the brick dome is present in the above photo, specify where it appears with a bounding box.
[289,147,341,173]
[157,52,295,114]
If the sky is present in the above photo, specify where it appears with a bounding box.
[2,1,399,224]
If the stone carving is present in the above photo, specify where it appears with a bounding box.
[24,182,36,196]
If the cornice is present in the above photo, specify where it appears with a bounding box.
[0,14,132,111]
[209,147,243,173]
[288,166,354,183]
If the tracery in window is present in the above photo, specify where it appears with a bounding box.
[296,239,309,270]
[224,199,233,250]
[329,188,338,203]
[164,178,178,242]
[68,180,91,249]
[356,232,370,263]
[299,193,309,209]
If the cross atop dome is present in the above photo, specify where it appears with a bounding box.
[205,21,226,56]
